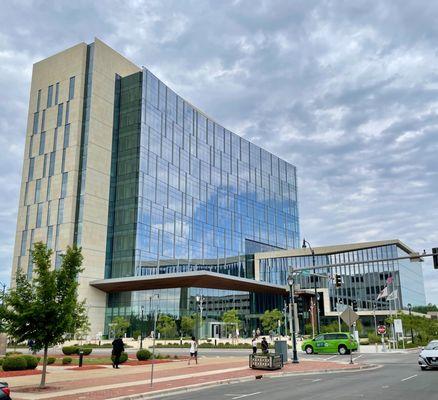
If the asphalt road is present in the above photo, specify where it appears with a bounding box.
[164,352,435,400]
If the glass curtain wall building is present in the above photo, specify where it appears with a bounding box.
[104,69,300,335]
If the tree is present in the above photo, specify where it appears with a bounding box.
[222,309,241,337]
[111,316,130,338]
[412,303,438,314]
[260,309,283,334]
[158,314,177,338]
[181,315,196,337]
[0,242,88,388]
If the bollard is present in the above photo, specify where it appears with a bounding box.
[79,350,84,367]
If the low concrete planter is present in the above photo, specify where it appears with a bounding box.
[249,354,283,370]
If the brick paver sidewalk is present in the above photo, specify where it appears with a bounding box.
[9,356,366,400]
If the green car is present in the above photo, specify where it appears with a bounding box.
[301,332,358,355]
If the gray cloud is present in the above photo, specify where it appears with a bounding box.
[0,0,437,303]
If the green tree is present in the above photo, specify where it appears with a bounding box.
[158,315,177,338]
[222,309,241,337]
[0,242,88,388]
[412,303,438,314]
[181,315,196,337]
[260,309,283,334]
[111,316,130,338]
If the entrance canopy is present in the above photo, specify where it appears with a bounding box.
[90,271,287,295]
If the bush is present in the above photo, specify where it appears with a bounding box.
[62,346,79,355]
[5,351,23,356]
[22,355,40,369]
[78,347,92,356]
[2,356,28,371]
[47,357,56,365]
[111,352,128,364]
[62,357,73,365]
[136,349,152,361]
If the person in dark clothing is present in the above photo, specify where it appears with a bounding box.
[261,337,269,354]
[112,336,125,369]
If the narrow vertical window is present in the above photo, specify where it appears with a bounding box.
[63,124,70,148]
[57,198,64,224]
[24,182,29,205]
[42,154,48,177]
[36,203,43,228]
[61,172,68,198]
[65,101,70,124]
[29,135,34,157]
[46,176,51,200]
[20,231,28,256]
[35,178,41,203]
[32,112,39,134]
[36,89,41,111]
[61,149,66,172]
[25,206,30,229]
[53,127,58,150]
[47,200,51,225]
[68,76,75,100]
[28,158,35,181]
[49,152,56,176]
[47,85,53,107]
[39,131,46,155]
[47,226,53,249]
[55,82,59,105]
[57,103,63,127]
[41,109,46,131]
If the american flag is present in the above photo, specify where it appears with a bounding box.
[386,276,393,284]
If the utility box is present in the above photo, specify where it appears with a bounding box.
[274,340,288,364]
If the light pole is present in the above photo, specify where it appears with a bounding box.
[140,305,144,349]
[196,295,204,340]
[407,303,414,343]
[149,293,159,387]
[302,239,320,334]
[287,274,299,363]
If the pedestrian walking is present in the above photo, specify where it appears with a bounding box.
[112,336,125,369]
[252,337,258,354]
[188,336,198,365]
[261,337,269,354]
[256,327,261,337]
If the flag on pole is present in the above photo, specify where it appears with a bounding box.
[386,276,393,284]
[386,290,398,301]
[376,286,388,300]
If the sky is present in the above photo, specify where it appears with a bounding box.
[0,0,437,304]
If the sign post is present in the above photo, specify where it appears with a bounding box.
[394,319,404,349]
[377,325,386,352]
[340,306,359,364]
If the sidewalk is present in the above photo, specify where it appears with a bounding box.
[8,356,372,400]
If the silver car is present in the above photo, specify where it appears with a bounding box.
[418,340,438,370]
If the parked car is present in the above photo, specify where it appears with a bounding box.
[418,340,438,370]
[301,332,358,355]
[0,382,10,400]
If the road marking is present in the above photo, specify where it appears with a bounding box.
[382,386,389,389]
[231,392,262,399]
[353,354,363,361]
[325,355,337,361]
[312,378,322,382]
[401,374,417,382]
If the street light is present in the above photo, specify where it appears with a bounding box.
[302,238,320,334]
[140,305,144,349]
[287,274,299,364]
[196,294,204,340]
[407,303,414,343]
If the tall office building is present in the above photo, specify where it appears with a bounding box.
[12,39,300,336]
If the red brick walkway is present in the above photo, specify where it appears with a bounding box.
[11,359,362,400]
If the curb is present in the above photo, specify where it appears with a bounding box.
[112,364,381,400]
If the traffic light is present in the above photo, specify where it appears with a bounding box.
[335,274,342,288]
[352,300,358,312]
[433,248,438,269]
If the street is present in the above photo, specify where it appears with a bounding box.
[164,352,435,400]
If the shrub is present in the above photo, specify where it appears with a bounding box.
[111,352,128,364]
[78,347,92,356]
[62,357,73,365]
[5,351,23,356]
[62,346,79,355]
[0,358,3,366]
[2,356,28,371]
[22,355,40,369]
[47,357,56,365]
[136,349,152,361]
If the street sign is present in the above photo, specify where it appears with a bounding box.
[336,302,348,313]
[394,319,403,334]
[377,325,386,335]
[340,306,359,327]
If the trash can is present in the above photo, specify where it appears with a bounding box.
[274,340,288,364]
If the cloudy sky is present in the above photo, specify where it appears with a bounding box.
[1,0,437,303]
